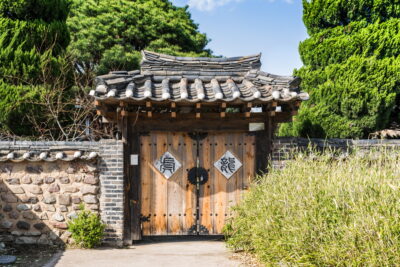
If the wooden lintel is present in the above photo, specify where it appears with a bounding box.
[271,101,278,107]
[119,101,126,107]
[269,111,276,117]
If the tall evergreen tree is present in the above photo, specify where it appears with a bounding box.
[279,0,400,138]
[67,0,211,75]
[0,0,70,136]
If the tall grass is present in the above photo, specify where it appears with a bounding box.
[224,148,400,266]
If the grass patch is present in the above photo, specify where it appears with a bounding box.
[224,148,400,266]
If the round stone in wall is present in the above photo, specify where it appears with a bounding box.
[83,195,98,204]
[52,213,65,222]
[0,255,16,265]
[16,221,30,230]
[45,177,55,184]
[21,176,32,184]
[47,184,60,193]
[60,177,70,184]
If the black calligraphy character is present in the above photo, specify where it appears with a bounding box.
[160,155,175,174]
[220,157,229,173]
[228,157,236,173]
[220,157,236,174]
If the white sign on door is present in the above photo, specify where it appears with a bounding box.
[214,150,242,179]
[154,151,182,179]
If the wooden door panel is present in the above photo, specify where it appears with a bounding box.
[140,131,255,236]
[198,134,213,234]
[166,133,197,235]
[140,134,152,236]
[198,133,255,235]
[140,132,196,236]
[152,132,168,235]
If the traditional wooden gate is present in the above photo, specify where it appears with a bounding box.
[92,51,307,242]
[139,131,255,236]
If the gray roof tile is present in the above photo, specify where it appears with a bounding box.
[92,51,309,103]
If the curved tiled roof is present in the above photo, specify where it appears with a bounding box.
[0,151,98,162]
[91,51,309,103]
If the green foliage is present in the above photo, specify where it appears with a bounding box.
[280,56,400,138]
[0,0,70,136]
[280,0,400,138]
[300,19,400,69]
[0,0,70,22]
[303,0,400,35]
[68,205,106,248]
[225,149,400,265]
[67,0,211,75]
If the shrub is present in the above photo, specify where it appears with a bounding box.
[68,205,106,248]
[281,0,400,138]
[225,148,400,265]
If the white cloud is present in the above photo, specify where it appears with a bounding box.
[188,0,239,11]
[188,0,293,11]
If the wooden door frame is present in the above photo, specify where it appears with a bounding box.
[125,118,274,242]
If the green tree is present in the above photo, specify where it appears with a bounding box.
[279,0,400,138]
[67,0,211,76]
[0,0,71,136]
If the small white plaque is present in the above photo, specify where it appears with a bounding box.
[249,123,265,132]
[251,107,263,113]
[214,150,242,179]
[154,151,182,179]
[130,154,139,166]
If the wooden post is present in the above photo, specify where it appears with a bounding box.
[122,116,131,244]
[255,115,271,176]
[130,127,142,241]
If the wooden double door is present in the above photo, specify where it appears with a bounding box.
[139,131,255,236]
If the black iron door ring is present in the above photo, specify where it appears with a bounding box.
[188,167,208,185]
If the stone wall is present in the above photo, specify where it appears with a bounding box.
[272,138,400,169]
[0,140,124,246]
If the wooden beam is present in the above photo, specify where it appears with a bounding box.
[271,101,278,108]
[120,101,126,107]
[146,101,152,118]
[121,110,129,117]
[196,103,201,119]
[220,102,227,118]
[269,111,276,117]
[94,100,101,106]
[171,102,177,118]
[245,103,252,118]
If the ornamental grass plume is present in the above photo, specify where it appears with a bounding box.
[224,147,400,266]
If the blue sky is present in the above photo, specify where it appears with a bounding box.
[171,0,308,75]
